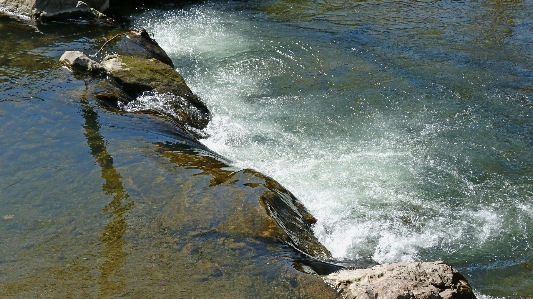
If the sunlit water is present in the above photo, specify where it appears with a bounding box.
[132,0,533,296]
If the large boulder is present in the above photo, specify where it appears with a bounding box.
[0,0,109,19]
[59,29,211,133]
[60,50,211,133]
[324,261,476,299]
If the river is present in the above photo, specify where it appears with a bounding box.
[1,0,533,297]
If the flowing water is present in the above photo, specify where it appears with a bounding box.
[1,0,533,297]
[132,0,533,297]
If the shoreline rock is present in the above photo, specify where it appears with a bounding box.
[0,0,109,20]
[324,261,476,299]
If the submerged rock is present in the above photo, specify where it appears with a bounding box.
[324,261,476,299]
[157,145,333,262]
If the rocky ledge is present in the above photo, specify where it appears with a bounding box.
[59,29,210,137]
[0,0,109,20]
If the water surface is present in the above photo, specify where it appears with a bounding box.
[0,14,338,298]
[132,0,533,296]
[2,0,533,297]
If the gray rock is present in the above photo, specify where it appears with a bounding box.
[59,50,105,74]
[324,261,476,299]
[0,0,108,19]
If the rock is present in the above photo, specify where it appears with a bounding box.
[100,54,210,130]
[0,0,109,19]
[156,145,334,263]
[59,51,105,74]
[256,171,332,261]
[100,54,187,95]
[96,29,175,68]
[59,50,210,133]
[324,261,476,299]
[59,29,210,135]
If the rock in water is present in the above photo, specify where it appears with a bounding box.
[59,51,105,74]
[1,0,109,19]
[96,29,175,68]
[59,29,211,134]
[100,54,210,130]
[324,261,476,299]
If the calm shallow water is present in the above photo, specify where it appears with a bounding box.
[132,0,533,297]
[1,0,533,297]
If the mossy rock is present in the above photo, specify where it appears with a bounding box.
[102,54,190,95]
[96,29,175,68]
[101,54,210,130]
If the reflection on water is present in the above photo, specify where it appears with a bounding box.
[80,92,133,297]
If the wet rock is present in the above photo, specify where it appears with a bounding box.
[156,145,332,262]
[255,171,332,261]
[59,29,210,133]
[0,0,109,19]
[324,261,477,299]
[90,80,133,108]
[100,54,210,130]
[59,51,105,74]
[96,29,174,68]
[100,54,187,96]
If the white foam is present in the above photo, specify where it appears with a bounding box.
[133,4,520,268]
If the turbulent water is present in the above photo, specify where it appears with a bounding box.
[130,0,533,296]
